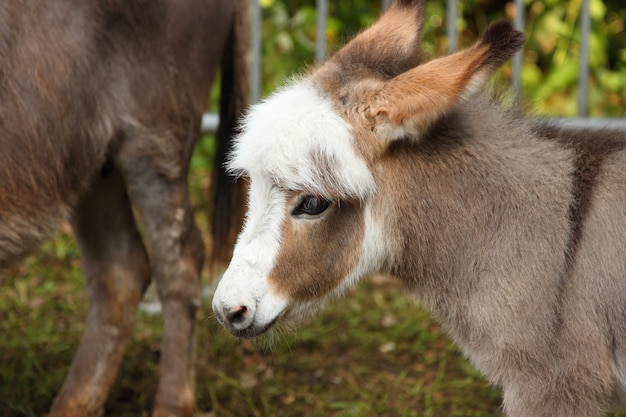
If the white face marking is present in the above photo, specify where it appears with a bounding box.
[212,80,382,337]
[228,80,375,200]
[345,202,392,290]
[212,176,289,336]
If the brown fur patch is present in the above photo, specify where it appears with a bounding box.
[365,22,523,137]
[268,192,365,301]
[368,45,490,130]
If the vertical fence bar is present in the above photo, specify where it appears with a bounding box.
[446,0,458,52]
[250,0,262,103]
[512,0,525,99]
[578,0,590,117]
[316,0,328,64]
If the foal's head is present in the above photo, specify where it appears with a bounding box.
[212,0,524,338]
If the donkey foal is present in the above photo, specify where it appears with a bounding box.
[213,0,626,415]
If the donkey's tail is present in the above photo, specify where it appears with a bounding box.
[209,0,250,276]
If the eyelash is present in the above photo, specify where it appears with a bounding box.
[292,195,332,217]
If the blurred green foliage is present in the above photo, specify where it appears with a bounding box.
[257,0,625,116]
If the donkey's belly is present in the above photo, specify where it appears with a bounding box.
[0,205,68,270]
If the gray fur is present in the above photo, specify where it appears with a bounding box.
[381,95,626,416]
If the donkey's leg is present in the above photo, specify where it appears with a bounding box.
[49,168,151,417]
[118,132,205,417]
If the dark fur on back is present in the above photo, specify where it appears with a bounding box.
[533,123,626,271]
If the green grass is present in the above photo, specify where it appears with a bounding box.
[1,230,504,417]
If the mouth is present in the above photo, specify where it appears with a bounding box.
[232,316,279,339]
[214,310,282,339]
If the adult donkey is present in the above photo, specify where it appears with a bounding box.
[213,0,626,415]
[1,0,247,416]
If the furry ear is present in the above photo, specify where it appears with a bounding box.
[367,20,525,142]
[316,0,426,84]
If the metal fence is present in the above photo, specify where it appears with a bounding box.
[202,0,626,133]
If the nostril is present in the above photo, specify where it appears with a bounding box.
[226,305,248,324]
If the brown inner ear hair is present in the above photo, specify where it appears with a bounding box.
[360,20,524,141]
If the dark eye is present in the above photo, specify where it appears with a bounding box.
[292,195,332,217]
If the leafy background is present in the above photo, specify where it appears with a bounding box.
[1,1,625,416]
[259,0,626,115]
